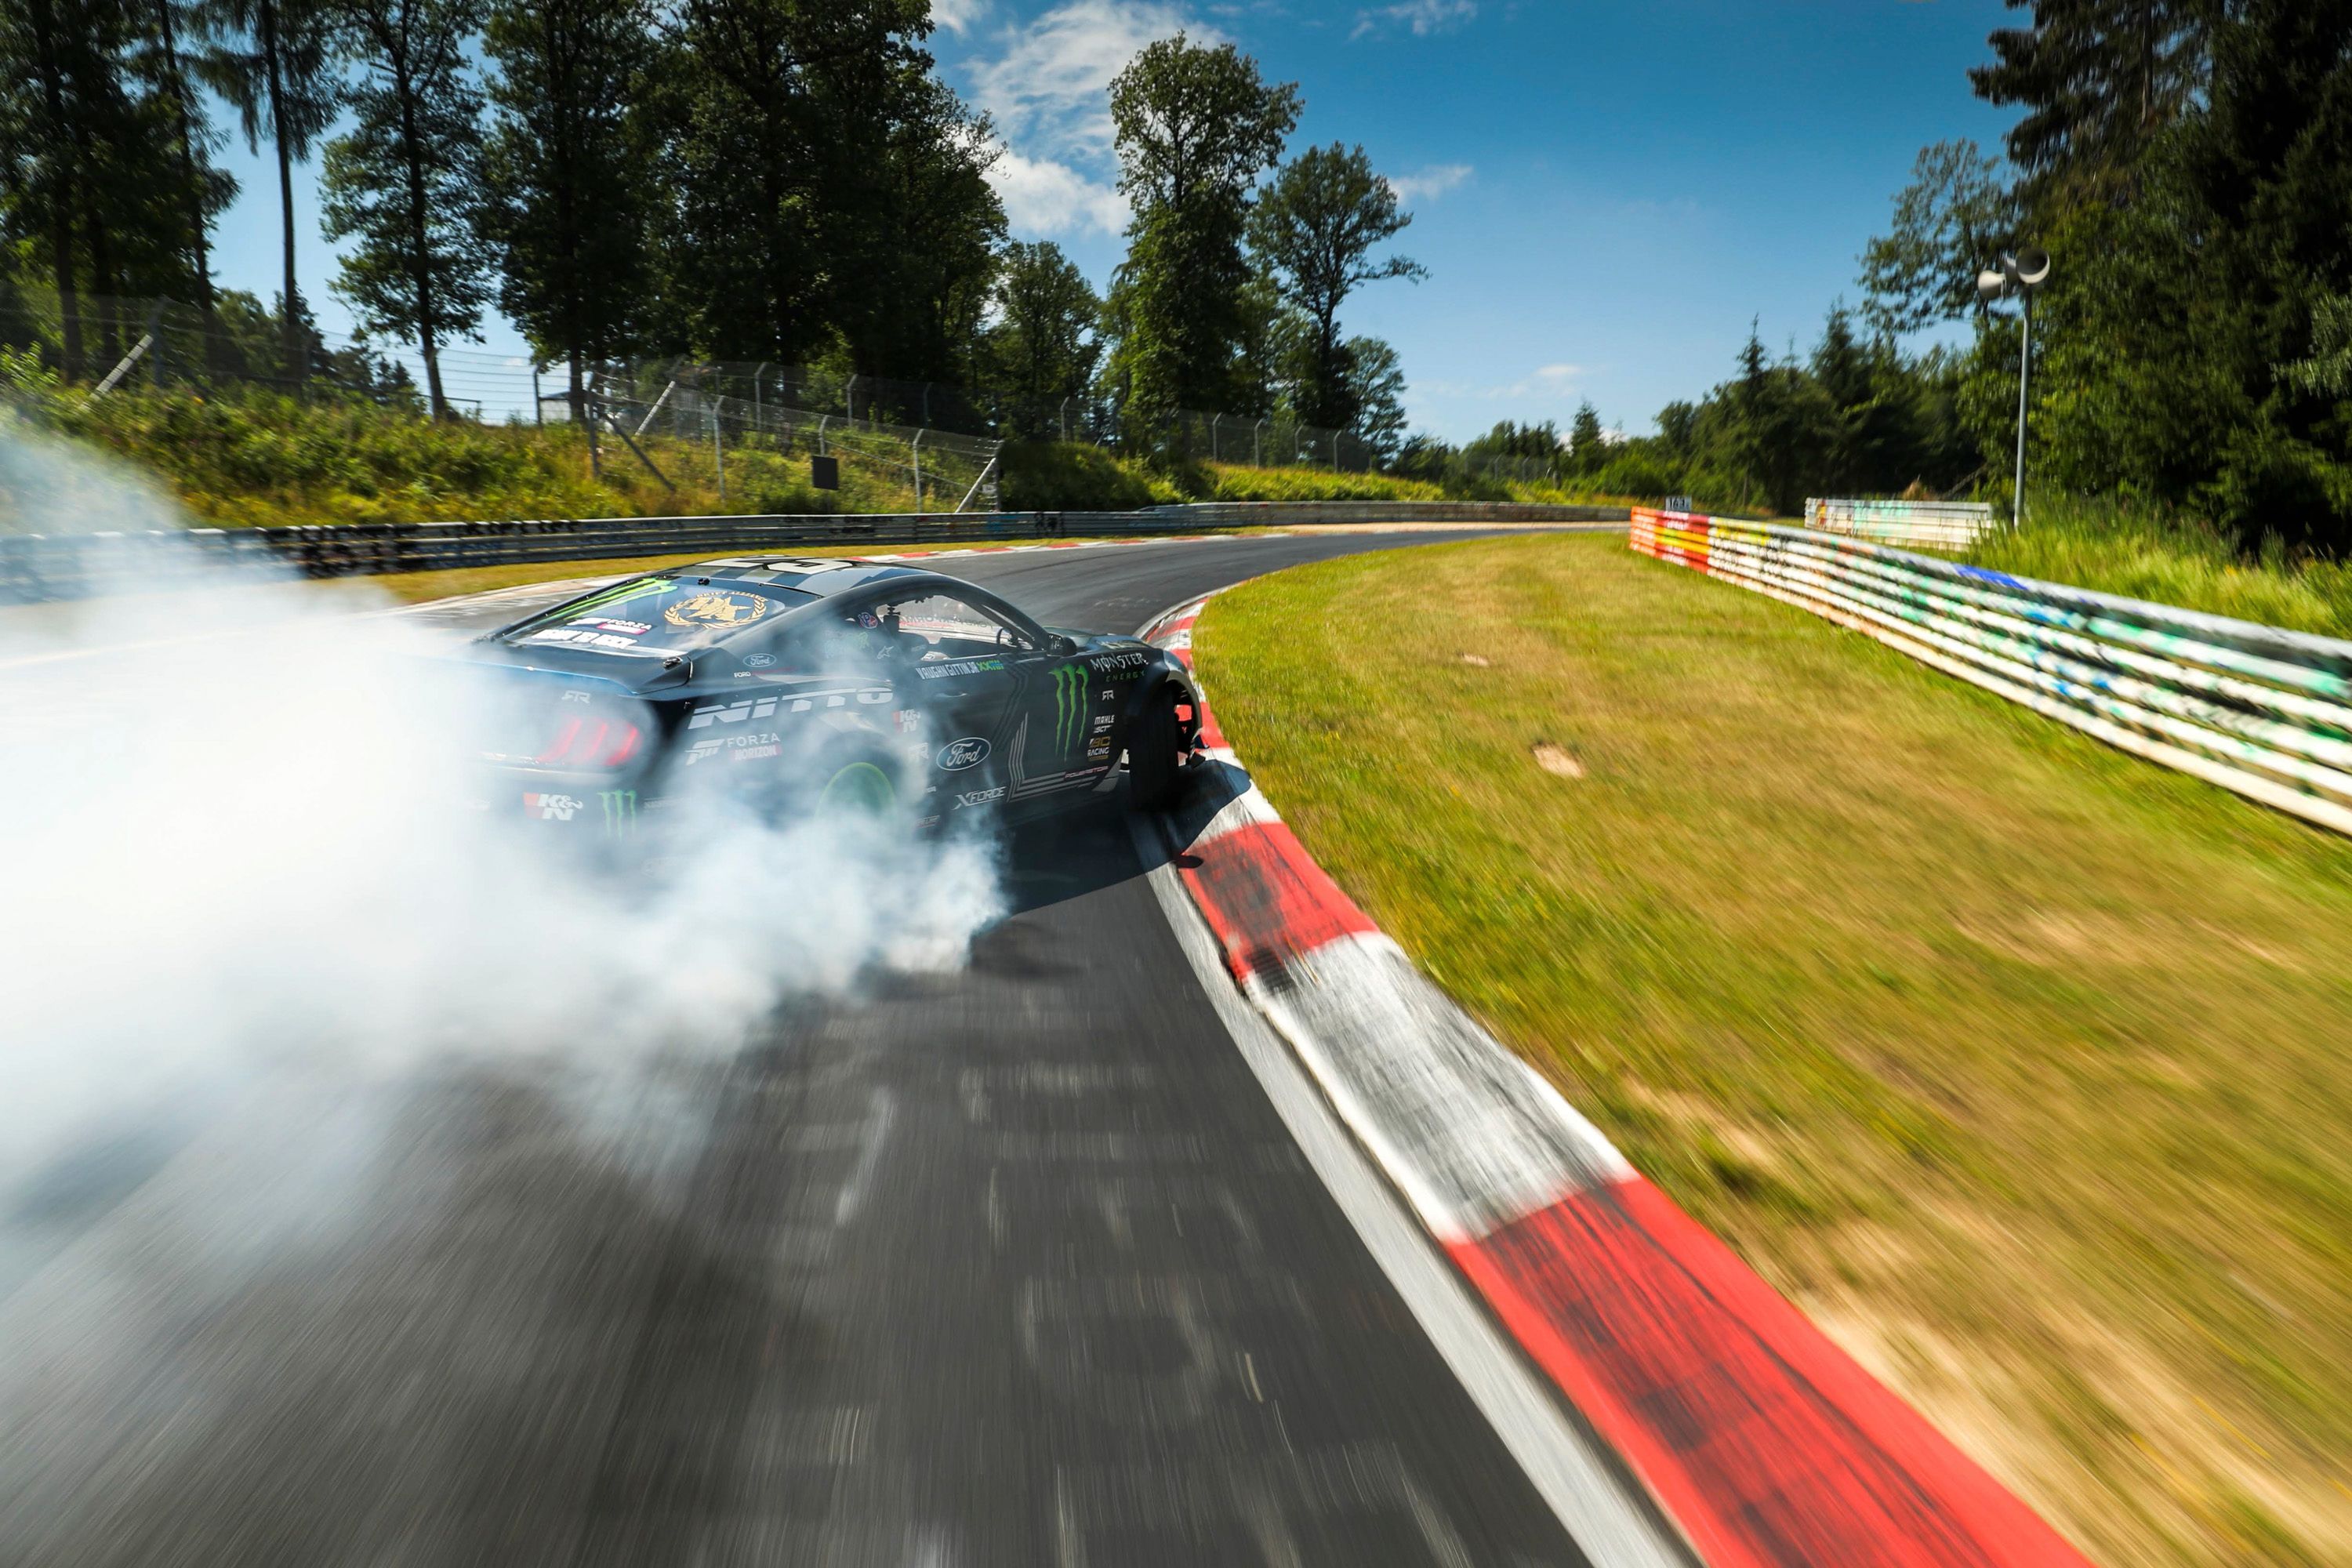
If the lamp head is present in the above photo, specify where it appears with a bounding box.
[2002,247,2052,292]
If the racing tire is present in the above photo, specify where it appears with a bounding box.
[1127,688,1188,811]
[818,757,900,816]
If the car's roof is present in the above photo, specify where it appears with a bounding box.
[674,557,947,599]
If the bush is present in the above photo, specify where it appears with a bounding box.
[997,441,1178,509]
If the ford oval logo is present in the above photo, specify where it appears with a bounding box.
[937,736,990,771]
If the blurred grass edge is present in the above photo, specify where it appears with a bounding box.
[1197,532,2352,1568]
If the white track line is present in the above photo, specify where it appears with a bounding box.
[1130,816,1690,1568]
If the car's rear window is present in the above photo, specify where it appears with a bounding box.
[499,577,814,655]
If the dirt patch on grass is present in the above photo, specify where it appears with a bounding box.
[1196,532,2352,1568]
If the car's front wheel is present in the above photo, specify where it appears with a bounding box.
[1126,688,1189,811]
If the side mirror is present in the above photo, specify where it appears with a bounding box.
[1047,633,1078,656]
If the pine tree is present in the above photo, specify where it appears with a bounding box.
[481,0,652,417]
[321,0,492,417]
[1969,0,2209,209]
[1568,399,1606,474]
[205,0,341,382]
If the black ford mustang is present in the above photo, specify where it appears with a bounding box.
[457,556,1202,838]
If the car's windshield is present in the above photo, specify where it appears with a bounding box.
[498,576,815,656]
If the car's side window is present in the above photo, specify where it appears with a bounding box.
[873,592,1035,659]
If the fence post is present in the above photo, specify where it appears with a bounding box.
[1211,414,1221,463]
[1061,397,1071,442]
[913,428,924,512]
[532,366,543,427]
[1254,419,1265,466]
[712,401,725,500]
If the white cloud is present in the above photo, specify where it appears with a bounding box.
[1478,362,1584,400]
[1351,0,1475,40]
[968,0,1206,160]
[1385,162,1472,203]
[986,147,1131,237]
[931,0,989,34]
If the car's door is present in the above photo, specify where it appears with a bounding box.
[844,587,1033,818]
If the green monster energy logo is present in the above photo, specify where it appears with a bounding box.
[1051,663,1087,753]
[599,789,637,837]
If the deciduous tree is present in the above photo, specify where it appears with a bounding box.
[1249,142,1422,430]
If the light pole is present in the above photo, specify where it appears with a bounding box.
[1977,247,2052,524]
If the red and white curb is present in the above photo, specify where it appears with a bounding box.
[1139,594,2092,1568]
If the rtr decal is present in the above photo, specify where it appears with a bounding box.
[937,736,991,771]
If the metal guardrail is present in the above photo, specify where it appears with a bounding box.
[0,502,1629,604]
[1631,508,2352,837]
[1802,498,1995,549]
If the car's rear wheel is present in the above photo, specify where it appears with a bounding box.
[818,757,900,816]
[1127,688,1188,811]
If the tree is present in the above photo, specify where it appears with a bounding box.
[1858,140,2023,336]
[988,239,1101,411]
[1969,0,2210,210]
[1106,33,1299,442]
[653,0,935,364]
[1248,143,1424,430]
[481,0,652,417]
[139,0,236,318]
[205,0,341,381]
[1567,399,1605,474]
[0,0,231,370]
[1342,335,1407,463]
[321,0,492,417]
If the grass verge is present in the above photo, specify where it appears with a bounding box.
[1196,532,2352,1568]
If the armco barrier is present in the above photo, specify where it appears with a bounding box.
[1632,507,2352,837]
[1803,497,1994,549]
[0,501,1625,605]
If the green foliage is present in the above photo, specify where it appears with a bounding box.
[16,384,933,524]
[1969,0,2208,209]
[321,0,493,417]
[996,440,1175,510]
[985,241,1102,427]
[202,0,342,371]
[1858,140,2020,337]
[1105,34,1299,446]
[2016,2,2352,551]
[1247,142,1423,431]
[1965,493,2352,639]
[481,0,652,397]
[0,0,238,370]
[1200,461,1439,503]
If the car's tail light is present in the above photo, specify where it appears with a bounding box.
[534,713,644,770]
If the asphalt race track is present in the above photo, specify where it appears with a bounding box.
[0,528,1653,1567]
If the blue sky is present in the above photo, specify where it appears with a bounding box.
[201,0,2020,439]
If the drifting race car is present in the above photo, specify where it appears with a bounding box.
[459,556,1203,837]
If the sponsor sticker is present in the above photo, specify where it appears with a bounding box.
[895,709,921,734]
[914,659,1005,681]
[685,731,784,765]
[663,590,772,630]
[524,792,582,822]
[599,789,637,837]
[1049,662,1089,754]
[568,617,651,635]
[742,652,777,669]
[937,736,990,771]
[1087,651,1149,673]
[955,786,1007,808]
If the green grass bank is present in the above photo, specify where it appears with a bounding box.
[1196,532,2352,1568]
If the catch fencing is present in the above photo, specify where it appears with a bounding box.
[1803,498,1995,549]
[0,501,1628,604]
[1630,507,2352,837]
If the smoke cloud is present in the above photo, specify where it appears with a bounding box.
[0,426,1005,1205]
